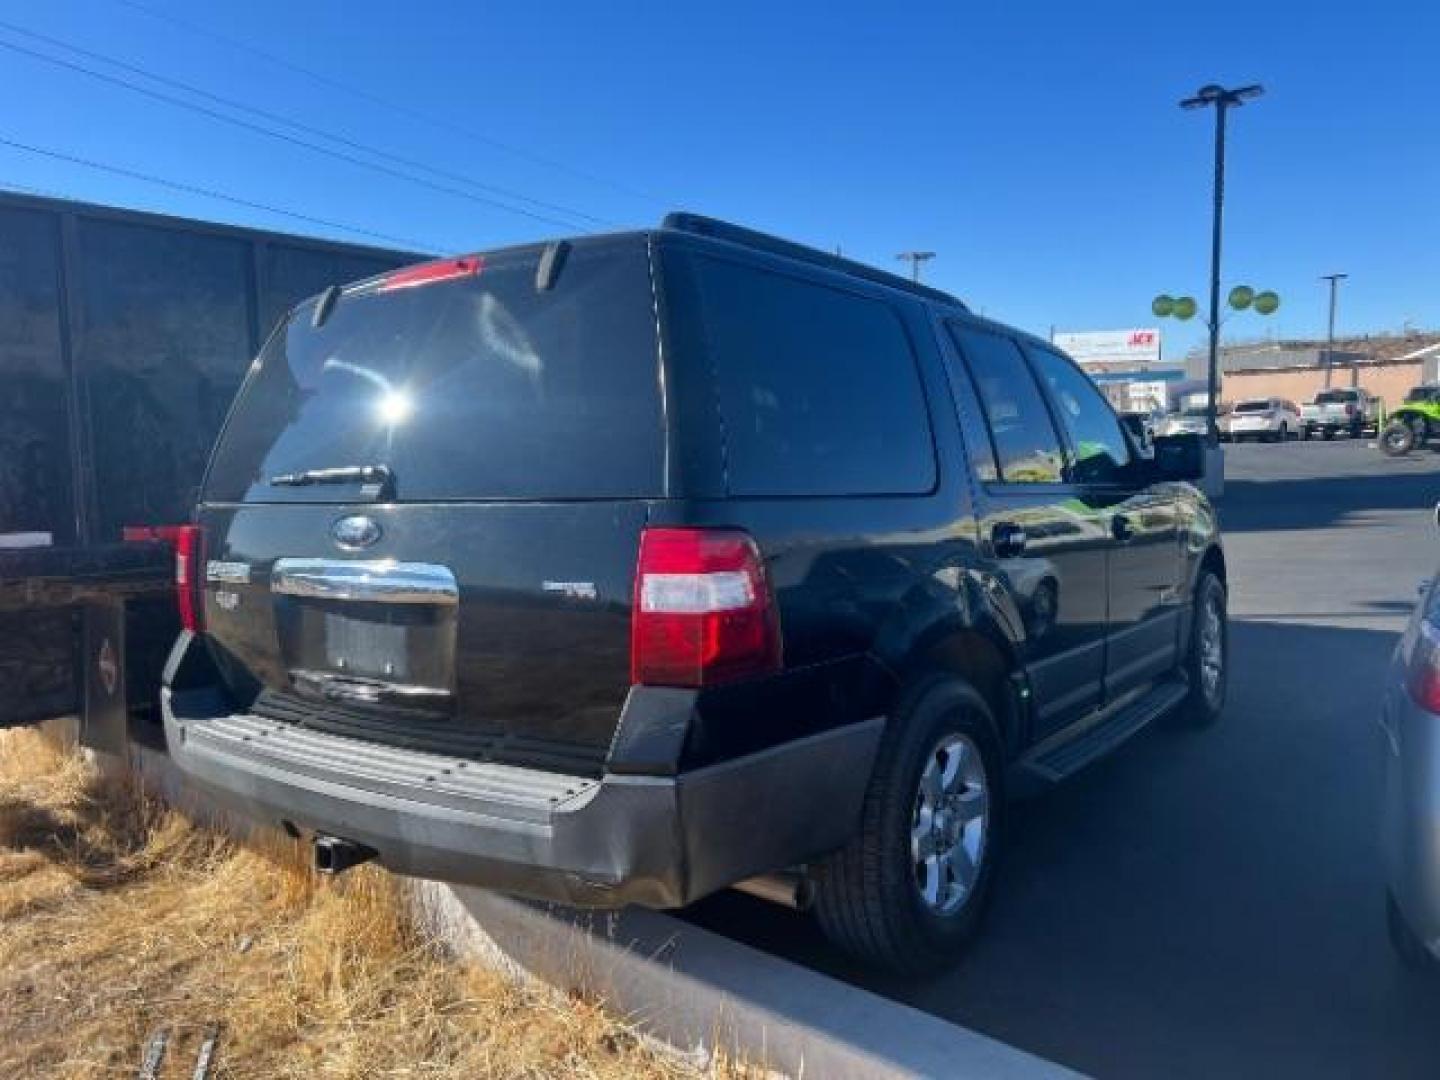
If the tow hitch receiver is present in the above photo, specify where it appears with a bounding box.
[313,834,377,875]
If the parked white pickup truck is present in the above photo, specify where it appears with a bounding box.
[1300,387,1380,440]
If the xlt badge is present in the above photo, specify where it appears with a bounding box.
[332,514,382,550]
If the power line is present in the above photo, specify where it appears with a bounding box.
[0,18,611,229]
[0,35,589,232]
[115,0,661,206]
[0,133,439,249]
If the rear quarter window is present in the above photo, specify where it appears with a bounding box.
[662,250,935,497]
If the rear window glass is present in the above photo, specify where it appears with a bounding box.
[1233,400,1271,413]
[1315,390,1357,404]
[204,238,662,502]
[664,250,934,497]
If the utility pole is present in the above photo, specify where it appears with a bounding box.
[1180,82,1264,439]
[1320,272,1348,388]
[895,251,935,283]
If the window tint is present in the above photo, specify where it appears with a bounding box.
[667,252,935,497]
[206,238,663,502]
[949,325,1065,484]
[1025,345,1133,484]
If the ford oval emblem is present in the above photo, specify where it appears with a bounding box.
[332,514,381,550]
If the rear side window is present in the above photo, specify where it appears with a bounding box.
[665,251,935,497]
[204,238,662,502]
[949,325,1065,484]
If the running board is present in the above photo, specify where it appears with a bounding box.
[1017,677,1189,784]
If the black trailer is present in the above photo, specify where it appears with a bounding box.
[0,191,419,749]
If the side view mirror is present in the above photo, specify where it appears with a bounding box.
[1152,432,1206,481]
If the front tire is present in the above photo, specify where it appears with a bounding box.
[1178,570,1227,727]
[813,676,1002,975]
[1381,420,1417,457]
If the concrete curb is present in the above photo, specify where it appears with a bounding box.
[114,732,1076,1079]
[416,882,1080,1079]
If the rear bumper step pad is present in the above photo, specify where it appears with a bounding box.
[163,679,882,909]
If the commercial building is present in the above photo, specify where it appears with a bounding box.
[1183,334,1440,410]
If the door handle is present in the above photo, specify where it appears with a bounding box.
[1111,514,1135,542]
[991,521,1027,558]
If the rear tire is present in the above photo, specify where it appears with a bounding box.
[1177,571,1227,727]
[1381,420,1417,457]
[813,676,1003,975]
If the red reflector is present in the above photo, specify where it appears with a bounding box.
[174,525,204,633]
[631,528,782,688]
[122,524,187,545]
[376,255,483,292]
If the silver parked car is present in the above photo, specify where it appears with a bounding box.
[1227,397,1301,443]
[1380,510,1440,972]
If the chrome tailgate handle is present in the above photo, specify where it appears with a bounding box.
[271,559,458,605]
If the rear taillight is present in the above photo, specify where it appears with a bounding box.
[1345,403,1356,416]
[175,524,204,633]
[631,528,782,688]
[1407,619,1440,712]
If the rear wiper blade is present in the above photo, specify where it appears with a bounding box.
[269,464,395,498]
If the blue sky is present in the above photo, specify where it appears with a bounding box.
[1,0,1435,357]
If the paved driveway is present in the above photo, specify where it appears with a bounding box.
[688,439,1440,1079]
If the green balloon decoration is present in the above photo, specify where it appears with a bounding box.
[1151,294,1175,318]
[1228,285,1255,311]
[1172,296,1197,321]
[1252,290,1280,315]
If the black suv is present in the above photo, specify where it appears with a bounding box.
[163,214,1226,973]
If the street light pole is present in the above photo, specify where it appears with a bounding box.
[1180,82,1264,439]
[1320,272,1348,388]
[896,250,935,283]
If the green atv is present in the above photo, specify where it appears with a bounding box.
[1380,386,1440,456]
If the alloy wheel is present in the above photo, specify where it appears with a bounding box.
[1199,591,1225,708]
[911,733,989,916]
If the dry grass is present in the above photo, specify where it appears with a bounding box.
[0,728,752,1079]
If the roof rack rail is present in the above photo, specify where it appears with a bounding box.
[660,212,968,311]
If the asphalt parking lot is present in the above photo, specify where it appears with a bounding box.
[689,437,1440,1079]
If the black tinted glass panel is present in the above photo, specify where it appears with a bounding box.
[0,208,72,544]
[260,244,410,338]
[950,326,1064,484]
[667,252,934,497]
[1025,345,1132,484]
[74,219,252,535]
[206,238,662,502]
